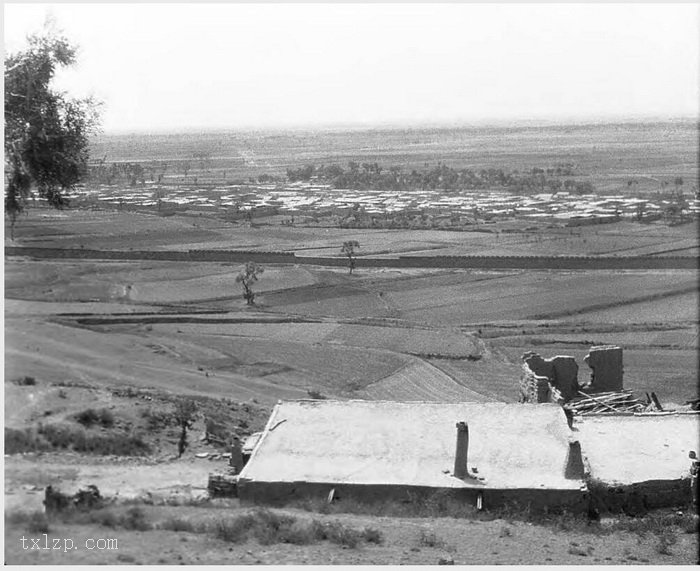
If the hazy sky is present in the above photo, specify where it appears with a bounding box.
[4,3,699,132]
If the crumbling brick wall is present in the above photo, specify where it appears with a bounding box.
[520,352,579,404]
[583,345,623,392]
[519,359,552,403]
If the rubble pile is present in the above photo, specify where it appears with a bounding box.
[520,345,667,415]
[564,390,646,415]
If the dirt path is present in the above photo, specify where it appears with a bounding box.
[4,454,219,512]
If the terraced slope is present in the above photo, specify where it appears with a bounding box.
[360,357,490,402]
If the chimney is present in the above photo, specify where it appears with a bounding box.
[454,421,469,479]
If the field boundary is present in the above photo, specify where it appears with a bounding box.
[5,246,698,270]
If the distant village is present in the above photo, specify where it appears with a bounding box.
[67,161,699,229]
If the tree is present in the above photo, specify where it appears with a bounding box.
[174,398,197,458]
[341,240,360,274]
[4,28,101,239]
[236,261,264,305]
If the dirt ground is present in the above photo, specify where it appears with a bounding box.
[5,211,699,565]
[4,499,698,565]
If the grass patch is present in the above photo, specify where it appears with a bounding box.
[655,529,677,555]
[213,508,378,548]
[314,520,363,548]
[159,516,201,533]
[419,529,446,549]
[59,506,151,531]
[609,511,698,537]
[5,424,149,456]
[5,510,50,533]
[290,492,696,539]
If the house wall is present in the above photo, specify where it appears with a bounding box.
[237,480,588,513]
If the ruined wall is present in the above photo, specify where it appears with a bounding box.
[583,346,623,393]
[520,352,579,404]
[519,362,552,404]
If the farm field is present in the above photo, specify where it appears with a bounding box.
[9,208,699,259]
[6,239,697,405]
[4,122,699,567]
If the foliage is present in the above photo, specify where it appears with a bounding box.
[4,27,101,237]
[341,240,360,274]
[58,505,152,531]
[235,261,264,305]
[213,509,374,548]
[419,529,447,549]
[5,510,51,533]
[10,375,36,386]
[87,160,145,186]
[75,407,115,428]
[160,516,202,533]
[283,161,583,195]
[4,424,149,456]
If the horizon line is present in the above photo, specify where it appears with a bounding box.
[96,114,699,137]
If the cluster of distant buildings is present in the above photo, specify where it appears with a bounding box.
[67,180,699,225]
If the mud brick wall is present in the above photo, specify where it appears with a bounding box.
[520,352,579,403]
[584,346,623,393]
[519,363,551,403]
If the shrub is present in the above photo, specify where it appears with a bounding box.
[611,511,696,537]
[37,423,149,456]
[213,510,373,548]
[75,408,115,428]
[11,376,36,386]
[90,509,120,529]
[160,516,199,533]
[5,510,50,533]
[142,408,174,431]
[314,520,362,548]
[5,423,149,456]
[5,427,47,454]
[216,514,255,543]
[279,520,317,545]
[419,529,446,549]
[362,527,384,544]
[499,525,513,538]
[655,529,677,555]
[28,511,51,533]
[204,415,231,447]
[251,509,296,545]
[120,506,151,531]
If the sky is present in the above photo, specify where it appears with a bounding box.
[4,3,699,133]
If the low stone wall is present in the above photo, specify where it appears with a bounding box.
[6,246,698,270]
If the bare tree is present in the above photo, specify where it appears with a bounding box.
[341,240,360,274]
[236,261,264,305]
[174,398,197,458]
